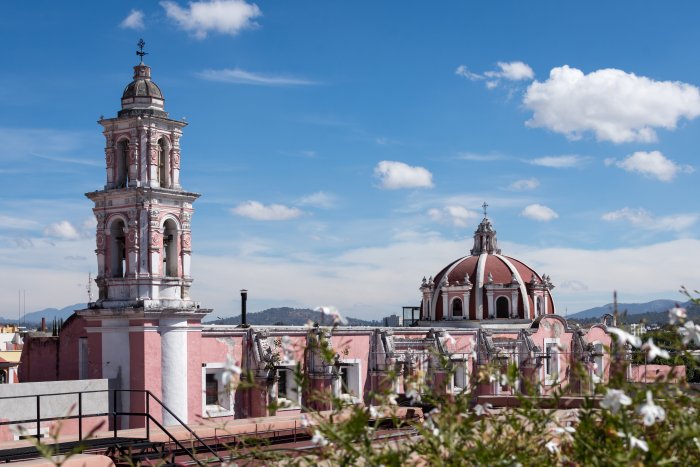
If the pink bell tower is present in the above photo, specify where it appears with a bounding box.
[79,40,210,427]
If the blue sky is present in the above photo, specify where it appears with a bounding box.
[1,1,699,320]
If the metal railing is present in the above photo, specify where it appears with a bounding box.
[0,388,224,465]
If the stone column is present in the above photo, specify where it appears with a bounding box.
[159,318,189,425]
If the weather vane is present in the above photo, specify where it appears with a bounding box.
[482,201,489,217]
[136,38,148,63]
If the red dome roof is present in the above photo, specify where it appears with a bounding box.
[420,216,556,321]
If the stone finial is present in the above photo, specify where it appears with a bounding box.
[511,273,519,284]
[487,272,494,284]
[421,276,427,287]
[464,273,471,285]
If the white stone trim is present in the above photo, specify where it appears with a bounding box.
[543,338,560,386]
[475,253,488,319]
[494,255,530,318]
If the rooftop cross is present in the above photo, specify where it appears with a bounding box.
[136,38,148,63]
[482,201,488,217]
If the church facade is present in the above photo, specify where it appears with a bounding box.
[17,51,663,432]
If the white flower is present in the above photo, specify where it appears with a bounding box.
[473,403,493,416]
[368,406,379,418]
[629,435,649,452]
[221,356,242,387]
[600,389,632,414]
[311,430,329,447]
[489,371,509,386]
[643,338,670,361]
[387,393,398,405]
[406,388,422,404]
[679,320,700,346]
[608,327,642,348]
[280,335,292,362]
[442,331,456,346]
[314,306,348,325]
[638,391,665,426]
[300,414,310,427]
[554,426,576,435]
[545,441,559,454]
[669,306,687,325]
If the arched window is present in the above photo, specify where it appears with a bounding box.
[163,219,178,277]
[496,296,509,319]
[110,219,126,278]
[158,138,170,188]
[115,140,129,188]
[452,298,463,317]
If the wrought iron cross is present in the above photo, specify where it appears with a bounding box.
[482,202,489,217]
[136,39,148,62]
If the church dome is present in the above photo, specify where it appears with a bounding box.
[419,211,555,322]
[118,62,168,118]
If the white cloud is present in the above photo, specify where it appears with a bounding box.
[427,206,479,227]
[484,61,535,81]
[523,65,700,143]
[521,204,559,222]
[508,178,540,191]
[605,151,693,182]
[455,65,483,81]
[456,152,506,162]
[44,220,81,240]
[602,207,698,232]
[120,9,145,29]
[559,280,589,292]
[197,68,318,86]
[0,215,40,230]
[297,192,336,209]
[231,201,302,221]
[457,61,534,89]
[161,0,261,39]
[374,161,434,190]
[529,155,586,168]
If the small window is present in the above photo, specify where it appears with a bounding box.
[544,339,559,385]
[496,296,509,319]
[202,364,234,417]
[452,298,463,317]
[115,140,129,188]
[0,370,7,384]
[110,219,126,278]
[78,338,89,380]
[163,219,178,277]
[594,343,604,379]
[276,368,300,408]
[333,360,361,403]
[452,362,467,394]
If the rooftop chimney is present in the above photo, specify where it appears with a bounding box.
[240,289,248,327]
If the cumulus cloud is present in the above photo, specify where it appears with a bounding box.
[529,155,586,168]
[120,9,145,29]
[456,61,534,88]
[605,151,693,182]
[427,206,479,227]
[523,65,700,143]
[161,0,261,39]
[508,178,540,191]
[602,207,698,232]
[44,220,81,240]
[521,204,559,222]
[231,201,302,221]
[197,68,318,86]
[296,191,336,209]
[374,161,434,190]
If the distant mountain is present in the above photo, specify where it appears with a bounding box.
[20,303,86,324]
[205,307,383,327]
[568,299,692,321]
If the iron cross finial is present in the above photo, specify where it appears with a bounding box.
[136,39,148,63]
[482,202,489,217]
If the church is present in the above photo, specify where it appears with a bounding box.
[15,50,664,435]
